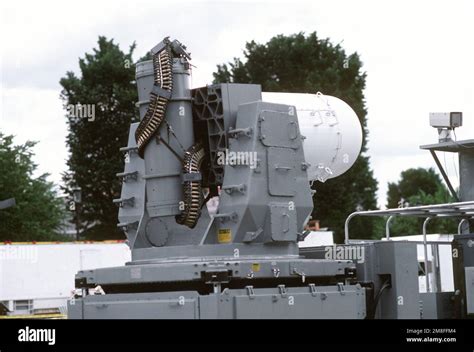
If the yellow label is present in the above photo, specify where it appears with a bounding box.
[218,229,232,243]
[251,263,261,272]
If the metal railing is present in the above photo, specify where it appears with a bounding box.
[344,201,474,292]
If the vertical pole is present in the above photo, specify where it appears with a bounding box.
[423,217,432,293]
[385,215,394,240]
[458,218,468,235]
[76,206,80,241]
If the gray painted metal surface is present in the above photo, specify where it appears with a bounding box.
[419,292,455,319]
[465,267,474,315]
[126,83,313,259]
[452,234,474,317]
[116,123,145,243]
[301,241,420,319]
[75,257,355,286]
[460,151,474,202]
[201,100,313,249]
[69,285,365,319]
[369,242,421,319]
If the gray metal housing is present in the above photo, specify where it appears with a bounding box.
[68,284,365,319]
[302,241,420,319]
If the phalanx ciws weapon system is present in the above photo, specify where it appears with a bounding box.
[69,38,474,319]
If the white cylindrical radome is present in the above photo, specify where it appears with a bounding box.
[262,92,363,182]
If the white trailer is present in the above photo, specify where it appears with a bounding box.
[0,241,130,316]
[298,231,334,248]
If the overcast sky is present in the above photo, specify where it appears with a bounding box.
[1,0,473,208]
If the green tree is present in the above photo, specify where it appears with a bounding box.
[60,36,138,239]
[385,167,456,236]
[0,133,65,241]
[213,32,378,242]
[386,167,447,208]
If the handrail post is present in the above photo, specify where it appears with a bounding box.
[423,217,433,293]
[385,215,394,240]
[345,212,360,244]
[458,218,469,235]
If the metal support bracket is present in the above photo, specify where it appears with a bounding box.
[337,282,345,295]
[117,221,139,231]
[246,286,255,299]
[272,267,281,278]
[293,268,306,283]
[116,171,138,182]
[120,146,138,155]
[278,284,288,298]
[113,197,135,208]
[309,283,318,297]
[429,150,459,201]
